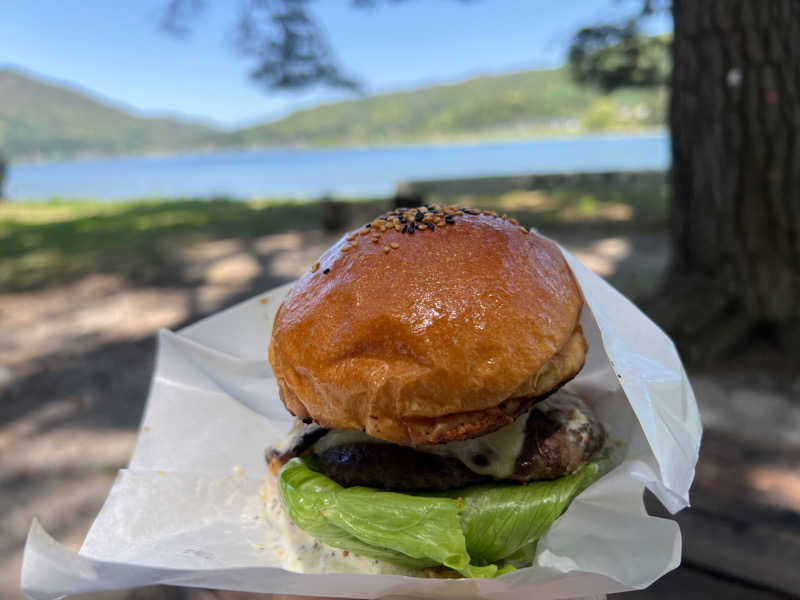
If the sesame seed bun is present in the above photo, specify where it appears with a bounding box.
[268,207,586,446]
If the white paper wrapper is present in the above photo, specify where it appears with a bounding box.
[21,248,701,600]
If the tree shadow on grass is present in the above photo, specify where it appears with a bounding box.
[433,173,670,232]
[0,198,388,292]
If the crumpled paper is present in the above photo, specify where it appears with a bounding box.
[21,248,701,600]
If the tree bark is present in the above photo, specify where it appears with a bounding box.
[656,0,800,363]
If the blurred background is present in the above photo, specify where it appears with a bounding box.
[2,1,799,599]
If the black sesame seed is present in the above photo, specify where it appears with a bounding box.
[415,211,424,222]
[427,222,435,230]
[302,417,313,424]
[402,224,408,233]
[366,223,371,228]
[399,216,407,223]
[445,215,455,224]
[323,268,330,274]
[408,223,415,234]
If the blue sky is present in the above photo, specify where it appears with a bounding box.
[1,1,671,129]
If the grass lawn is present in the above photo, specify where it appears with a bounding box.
[437,176,669,230]
[0,178,668,293]
[0,198,388,291]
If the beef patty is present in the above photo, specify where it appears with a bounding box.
[313,393,604,491]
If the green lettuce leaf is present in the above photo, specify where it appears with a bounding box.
[278,457,438,570]
[277,452,611,577]
[280,457,497,577]
[452,454,612,564]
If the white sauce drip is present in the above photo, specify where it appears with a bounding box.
[259,474,424,576]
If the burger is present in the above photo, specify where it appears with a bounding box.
[263,205,609,578]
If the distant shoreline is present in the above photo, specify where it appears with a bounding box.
[7,134,670,202]
[9,128,667,168]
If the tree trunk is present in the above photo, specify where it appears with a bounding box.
[656,0,800,363]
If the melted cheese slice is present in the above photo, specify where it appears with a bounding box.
[418,413,528,478]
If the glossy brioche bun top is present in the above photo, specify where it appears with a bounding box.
[268,206,586,446]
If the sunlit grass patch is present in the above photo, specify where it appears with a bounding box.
[0,180,667,293]
[0,196,386,291]
[458,176,668,229]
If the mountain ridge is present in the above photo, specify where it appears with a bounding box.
[0,66,666,162]
[0,68,219,161]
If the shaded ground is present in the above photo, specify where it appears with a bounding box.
[2,192,799,599]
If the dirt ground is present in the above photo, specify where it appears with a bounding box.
[2,225,798,600]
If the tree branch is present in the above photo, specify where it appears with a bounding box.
[235,0,361,91]
[569,0,672,91]
[158,0,474,92]
[159,0,206,37]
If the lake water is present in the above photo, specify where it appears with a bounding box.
[6,133,669,201]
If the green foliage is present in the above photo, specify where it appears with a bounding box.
[227,66,666,148]
[583,98,619,131]
[570,31,671,92]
